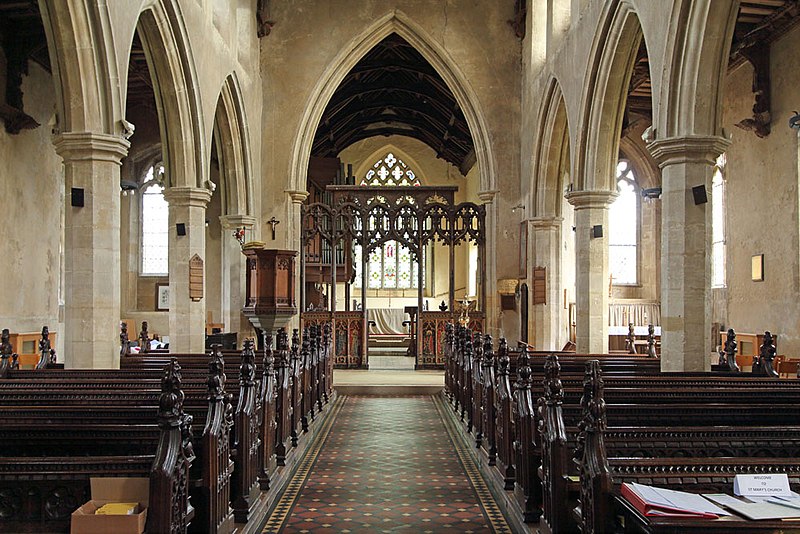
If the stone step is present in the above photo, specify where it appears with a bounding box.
[368,354,416,370]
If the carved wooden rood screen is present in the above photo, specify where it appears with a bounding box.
[301,186,486,369]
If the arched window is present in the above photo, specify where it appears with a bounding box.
[711,153,726,288]
[141,163,168,275]
[361,152,420,187]
[354,153,421,289]
[609,160,638,285]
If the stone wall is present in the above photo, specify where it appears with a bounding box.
[0,62,64,356]
[721,25,800,356]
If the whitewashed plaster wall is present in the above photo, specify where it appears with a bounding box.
[0,63,64,356]
[721,25,800,357]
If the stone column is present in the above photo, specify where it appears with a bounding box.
[287,190,308,332]
[163,187,212,353]
[478,190,499,337]
[565,190,617,353]
[530,216,563,350]
[648,135,730,371]
[219,214,256,339]
[54,132,130,368]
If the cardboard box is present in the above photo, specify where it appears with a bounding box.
[71,477,149,534]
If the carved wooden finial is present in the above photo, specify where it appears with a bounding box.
[139,321,151,354]
[291,328,301,363]
[207,344,226,400]
[263,333,275,372]
[498,338,509,376]
[120,322,131,357]
[646,324,657,359]
[0,328,11,377]
[158,359,185,426]
[625,323,636,354]
[760,331,778,378]
[516,342,532,389]
[543,354,563,405]
[240,339,257,386]
[721,328,739,372]
[482,335,494,366]
[37,326,55,369]
[275,328,289,368]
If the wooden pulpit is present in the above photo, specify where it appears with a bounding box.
[242,247,298,334]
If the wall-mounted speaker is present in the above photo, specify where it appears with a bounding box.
[692,185,708,205]
[71,188,84,207]
[592,225,603,238]
[176,223,186,236]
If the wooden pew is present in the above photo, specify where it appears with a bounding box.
[0,359,194,533]
[574,359,800,533]
[0,326,333,533]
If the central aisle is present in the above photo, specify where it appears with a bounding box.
[262,395,511,533]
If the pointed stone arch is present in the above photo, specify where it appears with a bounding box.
[657,0,740,139]
[287,10,496,196]
[532,77,571,218]
[575,1,646,192]
[213,73,253,217]
[39,0,120,134]
[132,2,205,189]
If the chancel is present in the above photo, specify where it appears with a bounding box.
[1,1,799,533]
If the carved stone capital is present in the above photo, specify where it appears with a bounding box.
[53,131,130,164]
[529,216,563,230]
[285,189,309,204]
[477,189,499,204]
[564,190,618,210]
[219,214,257,230]
[162,186,213,208]
[647,135,731,168]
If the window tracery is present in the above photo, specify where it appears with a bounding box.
[354,152,421,289]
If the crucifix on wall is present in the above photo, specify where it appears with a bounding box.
[267,217,280,240]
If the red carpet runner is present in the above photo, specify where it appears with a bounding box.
[262,395,511,533]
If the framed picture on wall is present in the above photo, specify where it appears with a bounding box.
[156,284,169,311]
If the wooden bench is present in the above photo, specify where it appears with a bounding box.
[573,359,800,533]
[0,325,335,533]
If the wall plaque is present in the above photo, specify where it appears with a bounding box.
[533,267,546,305]
[189,254,204,301]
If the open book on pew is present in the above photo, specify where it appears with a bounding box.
[621,483,731,518]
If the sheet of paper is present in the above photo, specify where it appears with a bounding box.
[703,493,748,508]
[720,500,800,520]
[734,474,791,497]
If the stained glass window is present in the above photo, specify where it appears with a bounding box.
[609,160,638,285]
[141,164,168,275]
[354,153,422,289]
[712,154,726,288]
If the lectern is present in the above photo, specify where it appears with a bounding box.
[242,245,298,336]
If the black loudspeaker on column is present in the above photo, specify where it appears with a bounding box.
[176,223,186,236]
[592,225,603,238]
[692,185,708,205]
[71,187,84,207]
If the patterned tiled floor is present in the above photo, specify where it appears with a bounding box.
[262,395,510,533]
